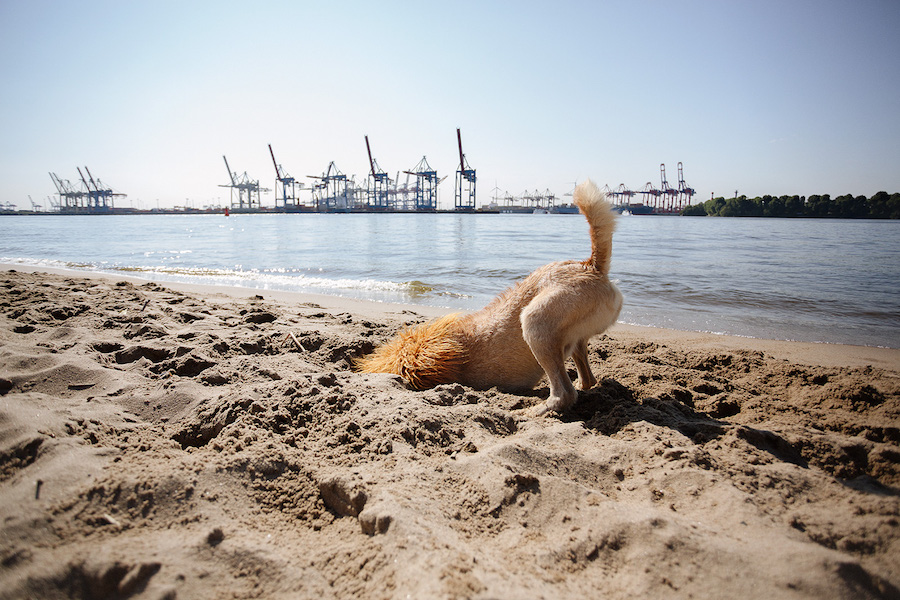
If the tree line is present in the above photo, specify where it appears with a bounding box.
[682,191,900,218]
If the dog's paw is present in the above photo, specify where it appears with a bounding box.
[547,392,576,412]
[526,403,552,418]
[577,377,597,391]
[527,399,568,418]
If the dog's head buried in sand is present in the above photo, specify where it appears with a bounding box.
[357,179,623,416]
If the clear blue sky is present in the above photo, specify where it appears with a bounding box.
[2,0,899,210]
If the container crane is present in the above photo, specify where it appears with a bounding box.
[542,188,558,207]
[365,136,392,210]
[84,167,105,208]
[83,166,125,210]
[404,156,439,211]
[611,184,635,207]
[84,166,100,195]
[637,181,663,210]
[660,163,679,213]
[76,167,96,207]
[307,162,349,212]
[677,162,695,208]
[220,155,267,210]
[268,144,302,209]
[223,155,237,187]
[77,167,104,210]
[49,172,85,211]
[454,128,476,211]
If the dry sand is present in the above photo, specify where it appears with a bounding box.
[1,266,898,599]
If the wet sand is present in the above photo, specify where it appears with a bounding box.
[1,266,898,599]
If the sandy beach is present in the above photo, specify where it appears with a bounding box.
[1,265,898,599]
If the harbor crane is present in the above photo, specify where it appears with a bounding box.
[660,163,680,213]
[220,155,267,210]
[404,156,440,211]
[365,135,392,210]
[269,144,305,209]
[86,166,125,209]
[74,166,123,211]
[677,162,696,206]
[77,167,103,210]
[50,169,122,212]
[454,128,476,211]
[84,167,101,195]
[604,162,696,214]
[49,173,83,210]
[307,162,349,211]
[394,171,416,211]
[637,181,663,209]
[611,184,636,206]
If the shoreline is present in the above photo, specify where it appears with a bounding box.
[3,262,898,371]
[1,266,898,598]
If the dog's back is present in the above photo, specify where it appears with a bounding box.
[358,180,622,413]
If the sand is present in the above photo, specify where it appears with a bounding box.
[1,265,898,600]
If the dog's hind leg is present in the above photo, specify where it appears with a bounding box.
[521,296,579,414]
[527,341,577,415]
[572,338,596,391]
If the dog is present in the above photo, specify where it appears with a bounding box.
[357,179,622,415]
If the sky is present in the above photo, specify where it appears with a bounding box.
[2,0,899,210]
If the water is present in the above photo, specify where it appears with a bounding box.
[1,213,898,348]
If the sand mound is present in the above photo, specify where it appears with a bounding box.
[1,269,898,599]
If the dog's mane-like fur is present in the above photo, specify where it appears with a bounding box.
[355,314,467,390]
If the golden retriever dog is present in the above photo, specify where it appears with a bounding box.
[357,179,622,415]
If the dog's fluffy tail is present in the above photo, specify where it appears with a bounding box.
[355,314,467,390]
[573,180,617,275]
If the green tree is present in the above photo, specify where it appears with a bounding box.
[869,191,890,218]
[720,197,741,217]
[833,194,868,218]
[764,195,786,217]
[868,191,900,219]
[887,193,900,219]
[806,194,833,217]
[687,190,898,218]
[719,196,762,217]
[785,195,804,216]
[681,203,707,216]
[704,196,726,216]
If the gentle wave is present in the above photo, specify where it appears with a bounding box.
[114,264,417,293]
[0,256,473,305]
